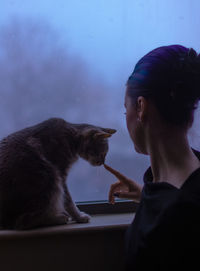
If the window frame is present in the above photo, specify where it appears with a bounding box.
[77,200,138,215]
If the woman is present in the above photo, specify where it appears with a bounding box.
[104,45,200,270]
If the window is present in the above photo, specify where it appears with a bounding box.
[1,0,200,203]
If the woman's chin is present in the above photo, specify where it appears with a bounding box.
[134,144,148,155]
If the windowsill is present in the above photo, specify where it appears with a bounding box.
[0,213,135,240]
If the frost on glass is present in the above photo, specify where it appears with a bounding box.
[1,0,199,201]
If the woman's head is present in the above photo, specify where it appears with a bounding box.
[125,45,200,153]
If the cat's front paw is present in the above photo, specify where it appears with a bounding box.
[75,212,91,223]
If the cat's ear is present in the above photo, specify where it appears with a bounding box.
[82,128,98,138]
[93,132,112,139]
[102,128,117,134]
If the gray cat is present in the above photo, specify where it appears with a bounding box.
[0,118,116,230]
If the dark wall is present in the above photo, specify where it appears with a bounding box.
[0,227,127,271]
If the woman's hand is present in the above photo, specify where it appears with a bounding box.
[104,164,143,204]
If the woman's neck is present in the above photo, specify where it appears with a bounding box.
[147,128,200,188]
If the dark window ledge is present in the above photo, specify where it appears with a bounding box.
[77,200,138,215]
[0,213,134,240]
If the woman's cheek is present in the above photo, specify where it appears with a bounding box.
[126,114,135,141]
[126,114,131,134]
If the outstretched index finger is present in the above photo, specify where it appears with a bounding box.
[104,164,130,185]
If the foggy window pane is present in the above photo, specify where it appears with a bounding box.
[0,0,199,201]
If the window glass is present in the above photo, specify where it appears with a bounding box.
[1,0,199,201]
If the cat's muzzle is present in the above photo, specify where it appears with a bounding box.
[90,160,104,166]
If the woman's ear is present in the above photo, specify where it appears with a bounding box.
[137,96,148,122]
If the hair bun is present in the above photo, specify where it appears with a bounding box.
[188,48,198,59]
[172,47,200,104]
[183,48,200,74]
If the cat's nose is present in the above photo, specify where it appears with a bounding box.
[103,154,107,161]
[100,156,105,163]
[97,158,104,165]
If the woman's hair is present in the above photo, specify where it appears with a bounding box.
[127,45,200,127]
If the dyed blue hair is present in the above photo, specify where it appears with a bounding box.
[127,45,200,126]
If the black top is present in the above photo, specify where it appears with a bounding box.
[125,149,200,270]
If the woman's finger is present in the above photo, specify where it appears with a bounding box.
[108,182,121,204]
[104,164,131,185]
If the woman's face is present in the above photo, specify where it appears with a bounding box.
[125,89,147,154]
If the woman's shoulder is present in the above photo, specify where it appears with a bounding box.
[179,148,200,193]
[168,166,200,227]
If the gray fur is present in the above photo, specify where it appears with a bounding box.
[0,118,116,230]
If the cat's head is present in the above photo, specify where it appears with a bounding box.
[79,126,116,166]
